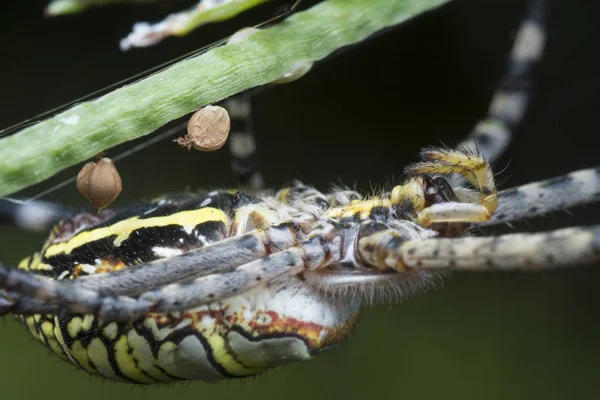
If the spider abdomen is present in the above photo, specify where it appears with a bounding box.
[16,191,359,383]
[18,275,358,383]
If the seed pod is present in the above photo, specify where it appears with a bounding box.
[76,158,122,211]
[177,105,230,151]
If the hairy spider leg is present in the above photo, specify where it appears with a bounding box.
[402,148,498,226]
[455,0,547,165]
[0,220,305,315]
[0,198,72,232]
[5,220,600,318]
[1,219,345,321]
[357,220,600,272]
[98,220,344,321]
[276,182,363,211]
[408,226,600,271]
[484,167,600,226]
[5,161,600,319]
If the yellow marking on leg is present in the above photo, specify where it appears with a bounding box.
[326,199,391,220]
[233,205,284,234]
[415,203,491,227]
[390,178,426,215]
[407,148,498,215]
[357,229,410,272]
[44,207,228,256]
[247,211,270,230]
[275,187,291,203]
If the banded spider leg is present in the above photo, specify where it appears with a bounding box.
[2,147,600,320]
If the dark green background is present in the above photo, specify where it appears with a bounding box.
[1,1,600,399]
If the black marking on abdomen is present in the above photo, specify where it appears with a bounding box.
[228,325,320,356]
[166,324,237,379]
[98,331,140,383]
[43,220,227,279]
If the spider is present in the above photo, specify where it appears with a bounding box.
[1,0,599,393]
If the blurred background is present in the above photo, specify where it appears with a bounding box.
[1,0,600,399]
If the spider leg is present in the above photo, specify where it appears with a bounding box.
[482,167,600,226]
[276,182,365,211]
[275,182,339,216]
[276,181,364,210]
[225,96,265,191]
[456,0,546,163]
[405,148,497,226]
[103,229,339,321]
[0,198,72,232]
[357,221,600,272]
[2,221,344,321]
[0,221,302,315]
[1,249,305,319]
[326,188,362,207]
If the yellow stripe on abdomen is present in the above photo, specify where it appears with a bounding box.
[44,207,228,257]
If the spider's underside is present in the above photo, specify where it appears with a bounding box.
[1,0,600,386]
[1,146,600,383]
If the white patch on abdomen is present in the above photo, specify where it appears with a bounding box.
[227,331,312,366]
[152,246,183,258]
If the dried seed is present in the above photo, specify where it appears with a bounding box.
[76,158,122,211]
[177,105,230,151]
[76,162,95,201]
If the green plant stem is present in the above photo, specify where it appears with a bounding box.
[46,0,161,16]
[120,0,273,50]
[172,0,273,36]
[1,0,448,197]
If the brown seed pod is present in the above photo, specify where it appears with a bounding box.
[76,158,122,211]
[176,105,230,151]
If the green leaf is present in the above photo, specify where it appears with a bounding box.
[0,0,449,197]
